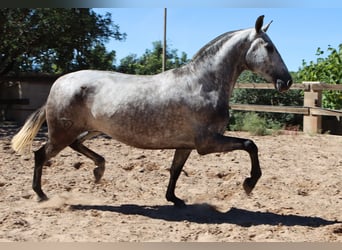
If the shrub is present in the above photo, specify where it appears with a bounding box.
[229,112,281,136]
[297,44,342,109]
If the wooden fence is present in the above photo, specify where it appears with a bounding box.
[230,82,342,134]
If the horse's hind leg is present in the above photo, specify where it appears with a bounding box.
[69,132,105,183]
[33,142,66,201]
[33,130,103,200]
[33,145,49,201]
[166,149,192,207]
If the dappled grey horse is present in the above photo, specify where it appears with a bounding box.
[12,15,292,207]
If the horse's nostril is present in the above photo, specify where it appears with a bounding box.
[287,79,293,87]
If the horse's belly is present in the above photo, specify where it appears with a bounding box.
[93,113,196,149]
[107,128,195,149]
[118,136,194,149]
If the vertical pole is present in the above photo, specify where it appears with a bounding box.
[303,82,322,134]
[162,8,167,72]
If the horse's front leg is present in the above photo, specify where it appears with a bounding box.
[195,133,261,195]
[166,149,192,207]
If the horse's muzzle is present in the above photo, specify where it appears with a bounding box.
[275,79,292,92]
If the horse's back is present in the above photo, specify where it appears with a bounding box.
[47,70,152,109]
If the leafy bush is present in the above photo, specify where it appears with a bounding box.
[229,112,281,136]
[242,112,267,135]
[297,44,342,109]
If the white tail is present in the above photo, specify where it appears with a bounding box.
[11,105,46,154]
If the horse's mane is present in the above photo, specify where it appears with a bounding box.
[191,29,242,62]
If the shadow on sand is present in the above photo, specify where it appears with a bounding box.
[70,203,341,227]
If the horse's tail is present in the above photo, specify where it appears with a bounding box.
[11,105,46,154]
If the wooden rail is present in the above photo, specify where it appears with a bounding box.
[230,104,309,115]
[231,82,342,134]
[235,83,308,90]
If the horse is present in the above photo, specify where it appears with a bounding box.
[12,15,292,207]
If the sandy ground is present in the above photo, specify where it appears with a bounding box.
[0,124,341,242]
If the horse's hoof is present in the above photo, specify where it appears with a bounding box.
[173,198,187,208]
[38,195,49,202]
[243,178,253,195]
[93,168,104,183]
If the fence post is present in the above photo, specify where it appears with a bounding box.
[303,82,322,134]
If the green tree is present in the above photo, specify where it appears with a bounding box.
[117,41,189,75]
[117,54,139,74]
[297,44,342,109]
[0,8,126,75]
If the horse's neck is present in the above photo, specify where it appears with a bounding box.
[190,30,250,96]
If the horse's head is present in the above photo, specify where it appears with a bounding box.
[245,15,292,92]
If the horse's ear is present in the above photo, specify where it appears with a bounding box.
[262,20,273,32]
[255,15,264,34]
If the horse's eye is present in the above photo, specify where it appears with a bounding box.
[265,43,274,53]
